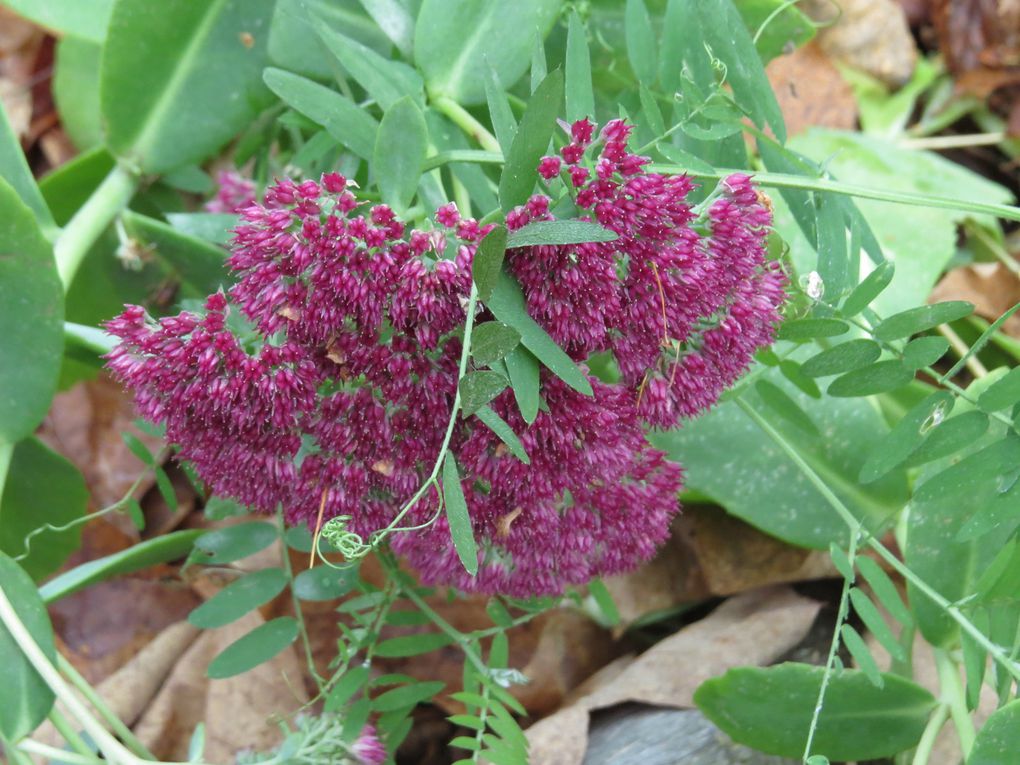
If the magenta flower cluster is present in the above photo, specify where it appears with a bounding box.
[106,118,784,596]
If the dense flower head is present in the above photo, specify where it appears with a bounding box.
[106,118,784,596]
[205,170,257,213]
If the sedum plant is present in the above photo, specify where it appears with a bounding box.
[1,1,1020,765]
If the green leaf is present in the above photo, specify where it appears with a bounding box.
[829,543,854,580]
[374,96,428,214]
[978,367,1020,412]
[101,0,274,173]
[472,225,508,304]
[374,633,456,658]
[472,323,521,367]
[485,65,517,156]
[969,699,1020,764]
[0,96,54,233]
[121,210,228,295]
[443,455,478,576]
[504,346,540,424]
[873,301,975,342]
[588,579,620,627]
[780,360,821,398]
[903,411,989,468]
[193,521,277,565]
[755,379,819,437]
[660,0,786,142]
[0,552,57,739]
[315,23,422,111]
[649,372,907,549]
[849,587,906,662]
[565,11,594,122]
[841,624,883,687]
[531,36,547,94]
[0,178,63,443]
[1,0,112,42]
[857,556,913,627]
[776,318,849,342]
[206,616,299,679]
[204,495,249,521]
[324,665,371,712]
[903,335,950,370]
[415,0,562,105]
[488,272,592,396]
[40,530,204,603]
[53,36,103,151]
[505,220,619,247]
[188,568,288,629]
[827,360,914,397]
[841,261,894,317]
[859,391,954,483]
[372,681,446,712]
[0,437,88,581]
[694,663,936,760]
[459,371,508,417]
[801,339,882,378]
[624,0,656,85]
[907,437,1020,646]
[292,565,359,601]
[739,0,815,63]
[263,68,378,160]
[474,406,530,465]
[499,69,563,211]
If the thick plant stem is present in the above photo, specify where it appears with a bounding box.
[935,649,975,757]
[54,164,139,289]
[0,585,136,765]
[433,97,502,154]
[736,397,1020,685]
[57,655,156,760]
[910,703,950,765]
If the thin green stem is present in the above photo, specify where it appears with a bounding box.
[971,224,1020,280]
[898,132,1005,151]
[48,707,96,758]
[736,397,1020,684]
[935,649,975,757]
[18,739,101,765]
[803,530,860,762]
[54,165,139,289]
[2,736,35,765]
[56,655,155,760]
[910,702,950,765]
[651,165,1020,223]
[433,97,502,154]
[937,323,988,379]
[279,511,325,692]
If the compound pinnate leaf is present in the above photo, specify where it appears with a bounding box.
[499,69,563,211]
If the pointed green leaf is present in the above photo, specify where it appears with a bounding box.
[499,69,563,211]
[565,11,594,122]
[188,568,288,629]
[472,322,521,367]
[969,698,1020,765]
[263,68,379,160]
[488,272,592,396]
[841,624,883,687]
[475,406,530,465]
[485,65,517,156]
[849,587,906,663]
[415,0,562,105]
[324,664,371,712]
[755,379,819,436]
[374,96,428,214]
[373,681,446,712]
[841,261,894,317]
[506,219,618,247]
[856,556,913,627]
[625,0,656,85]
[504,346,540,424]
[472,224,508,304]
[206,616,299,678]
[315,23,422,110]
[374,633,455,658]
[443,455,478,575]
